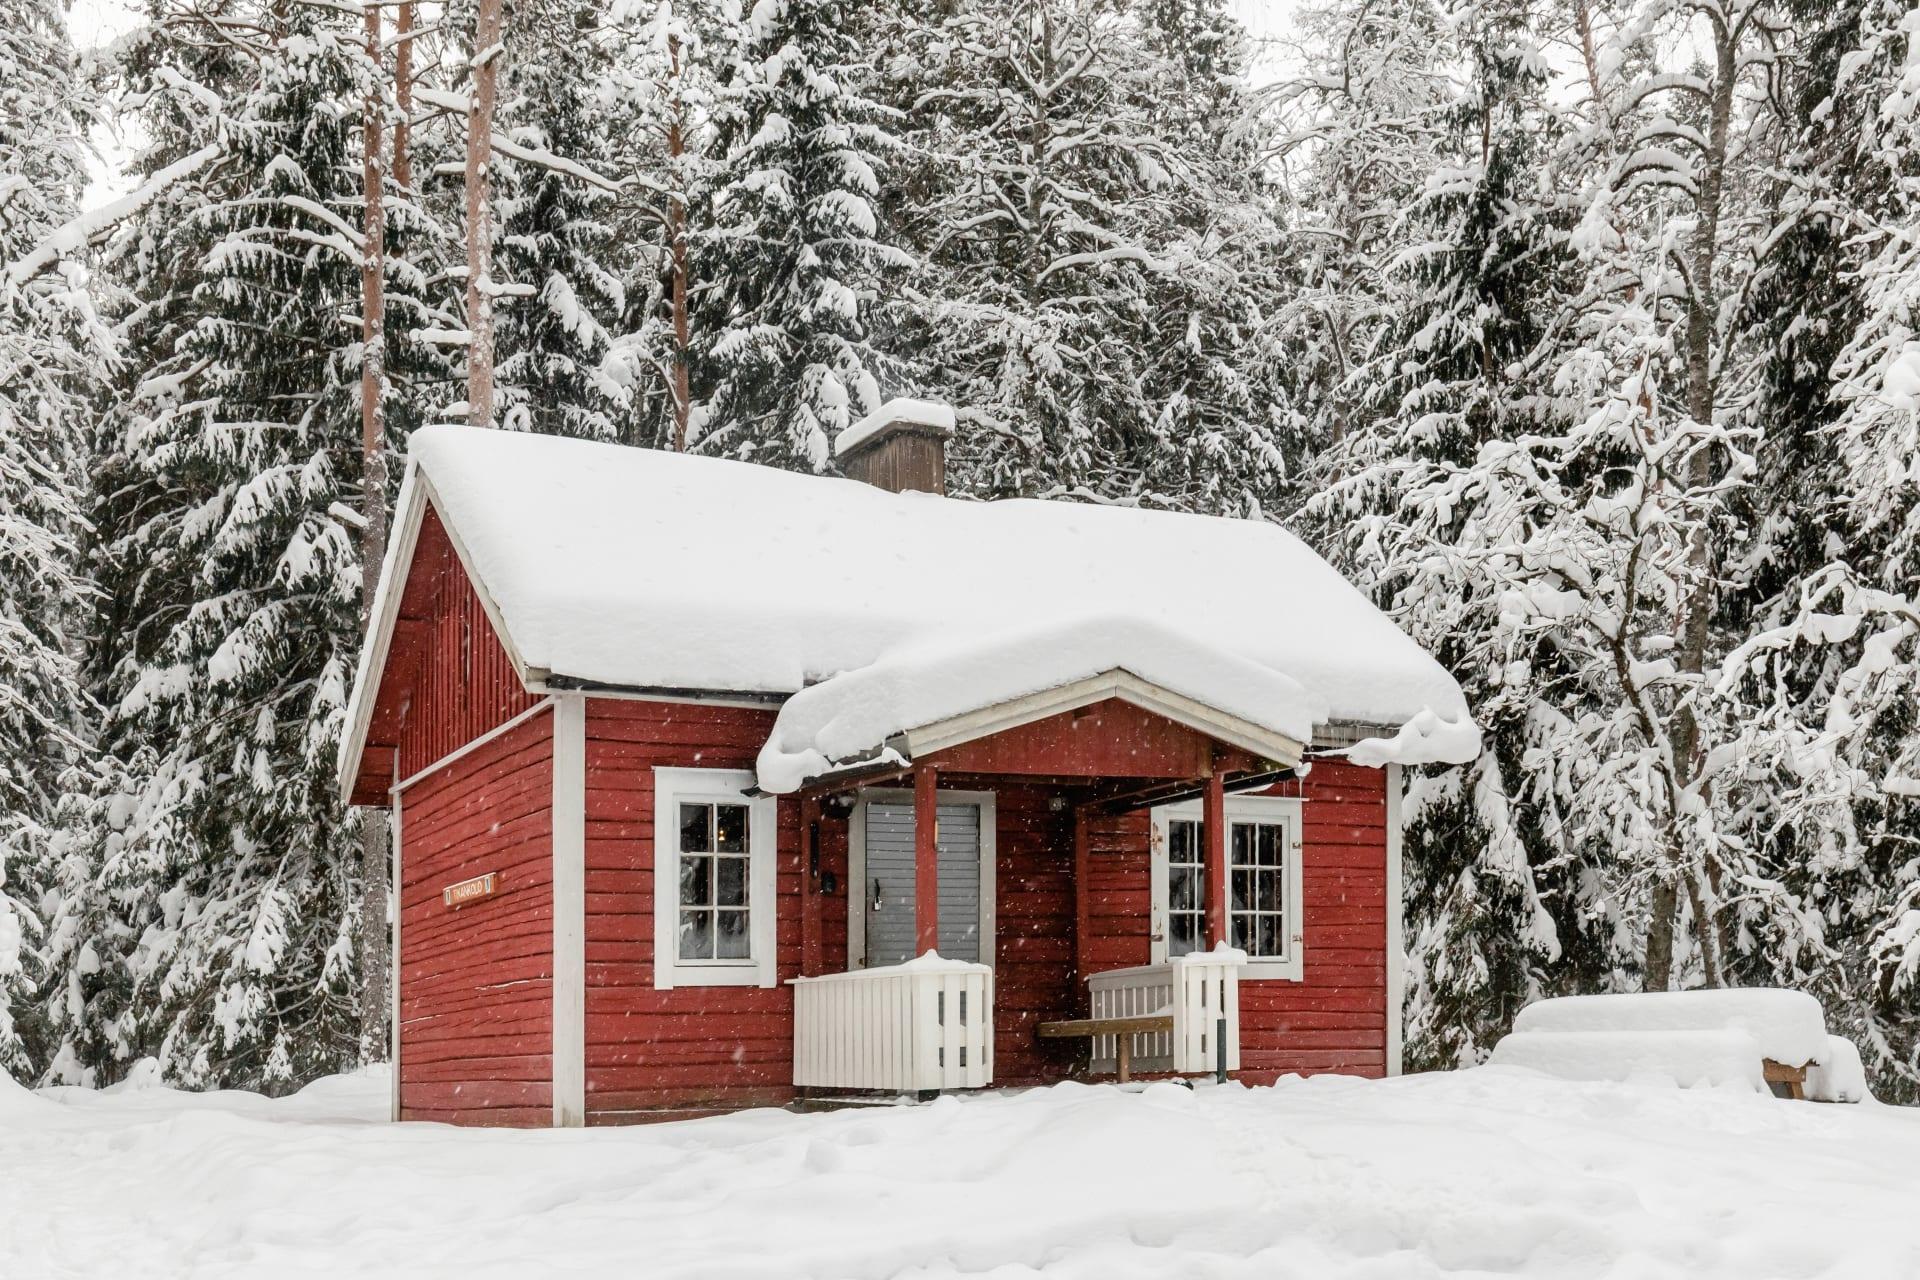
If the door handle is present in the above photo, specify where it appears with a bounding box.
[871,879,884,911]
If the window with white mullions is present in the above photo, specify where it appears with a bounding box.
[1229,818,1291,959]
[653,767,776,989]
[1151,795,1304,981]
[1165,818,1205,958]
[677,801,752,961]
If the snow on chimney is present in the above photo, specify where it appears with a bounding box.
[834,398,955,496]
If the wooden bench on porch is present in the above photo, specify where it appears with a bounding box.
[1039,953,1245,1084]
[1038,1014,1173,1083]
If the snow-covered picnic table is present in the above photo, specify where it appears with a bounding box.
[1490,988,1869,1102]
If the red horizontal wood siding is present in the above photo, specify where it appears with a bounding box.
[1077,762,1390,1080]
[583,698,806,1120]
[575,715,1389,1117]
[397,710,555,1126]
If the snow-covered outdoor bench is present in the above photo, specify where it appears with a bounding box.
[1490,989,1869,1102]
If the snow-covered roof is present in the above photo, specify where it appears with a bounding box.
[340,427,1476,795]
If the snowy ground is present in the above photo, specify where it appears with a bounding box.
[5,1068,1916,1279]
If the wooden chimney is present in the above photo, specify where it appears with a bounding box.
[835,398,954,496]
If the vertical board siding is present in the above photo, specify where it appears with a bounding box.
[392,508,541,784]
[398,712,555,1125]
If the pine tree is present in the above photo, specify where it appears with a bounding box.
[1711,0,1920,1099]
[694,0,910,470]
[0,0,108,1076]
[890,0,1292,513]
[1294,0,1598,1066]
[75,2,372,1089]
[599,0,719,451]
[491,0,626,439]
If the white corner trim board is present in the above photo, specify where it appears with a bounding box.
[551,696,587,1127]
[1385,762,1405,1078]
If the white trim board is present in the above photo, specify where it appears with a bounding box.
[389,697,556,797]
[389,777,403,1123]
[846,787,998,971]
[551,695,587,1127]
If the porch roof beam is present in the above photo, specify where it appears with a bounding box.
[1076,767,1299,816]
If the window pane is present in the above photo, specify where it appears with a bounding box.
[1170,819,1195,862]
[1231,869,1252,913]
[1171,866,1197,912]
[678,909,713,960]
[1170,912,1199,956]
[1257,914,1281,958]
[716,909,751,958]
[679,803,711,853]
[714,804,747,853]
[679,855,711,907]
[1231,822,1252,867]
[1260,869,1281,913]
[1230,912,1252,951]
[1258,824,1283,866]
[715,855,747,907]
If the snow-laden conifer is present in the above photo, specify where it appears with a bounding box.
[78,2,372,1089]
[0,0,110,1077]
[694,0,910,470]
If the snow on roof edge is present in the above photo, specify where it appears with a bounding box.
[754,617,1321,794]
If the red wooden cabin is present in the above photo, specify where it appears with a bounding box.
[338,403,1477,1125]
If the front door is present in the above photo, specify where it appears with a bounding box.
[855,794,994,968]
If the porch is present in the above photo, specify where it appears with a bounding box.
[776,690,1299,1098]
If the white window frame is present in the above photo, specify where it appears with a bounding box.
[652,767,778,989]
[1150,794,1304,981]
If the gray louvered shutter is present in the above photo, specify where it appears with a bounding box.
[861,802,983,967]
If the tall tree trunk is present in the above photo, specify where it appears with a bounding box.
[394,0,414,191]
[1643,880,1677,991]
[1657,15,1738,989]
[465,0,504,428]
[666,28,691,451]
[358,0,393,1062]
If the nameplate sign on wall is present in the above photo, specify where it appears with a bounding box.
[443,872,499,908]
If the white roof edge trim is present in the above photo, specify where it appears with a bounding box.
[335,461,428,802]
[893,669,1306,775]
[334,466,536,803]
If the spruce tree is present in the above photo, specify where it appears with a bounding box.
[694,0,909,470]
[0,0,106,1077]
[492,0,626,439]
[888,0,1291,513]
[77,1,371,1089]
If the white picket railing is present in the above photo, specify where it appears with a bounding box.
[1087,950,1244,1076]
[792,956,994,1093]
